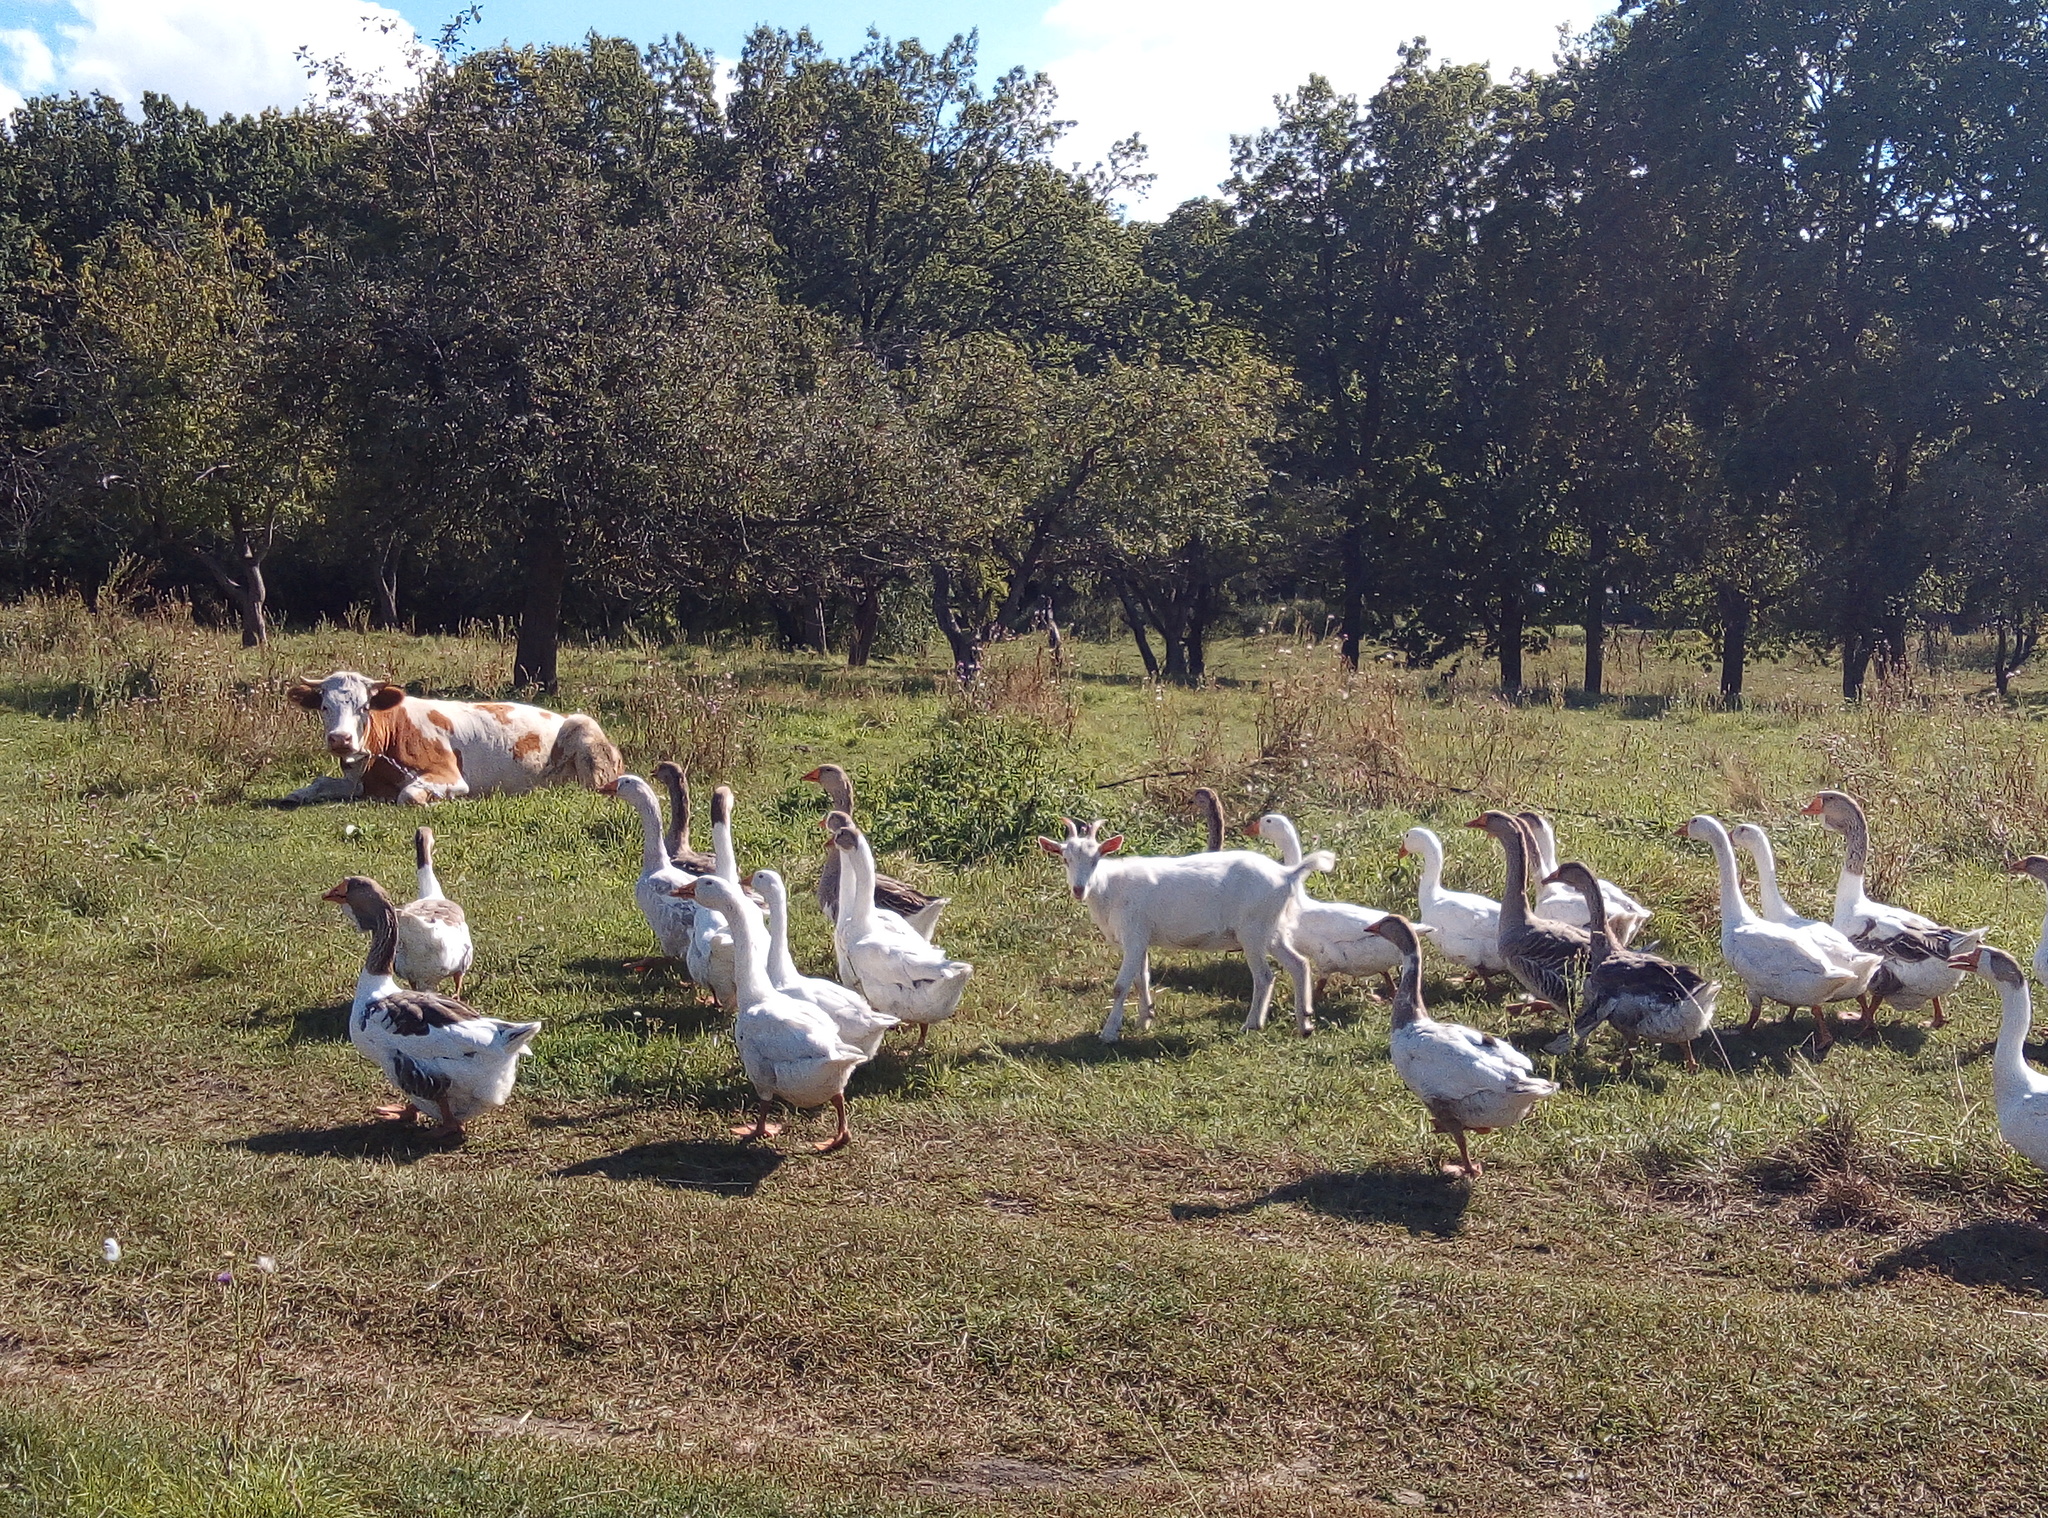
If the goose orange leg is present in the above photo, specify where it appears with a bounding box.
[1808,1005,1835,1054]
[813,1093,851,1154]
[732,1100,783,1141]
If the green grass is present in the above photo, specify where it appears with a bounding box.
[7,599,2048,1514]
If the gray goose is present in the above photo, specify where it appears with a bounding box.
[322,876,540,1136]
[1191,787,1226,851]
[652,760,717,875]
[1804,790,1984,1029]
[1468,811,1590,1015]
[805,763,947,938]
[1543,861,1718,1072]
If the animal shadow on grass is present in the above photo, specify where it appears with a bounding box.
[1172,1165,1470,1238]
[993,1028,1206,1067]
[1866,1219,2048,1296]
[580,998,728,1043]
[289,1000,354,1044]
[236,1122,460,1164]
[557,1140,783,1196]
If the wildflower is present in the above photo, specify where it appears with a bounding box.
[101,1238,120,1263]
[216,1270,234,1286]
[343,824,360,838]
[254,1256,276,1275]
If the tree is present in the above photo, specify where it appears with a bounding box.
[53,211,307,642]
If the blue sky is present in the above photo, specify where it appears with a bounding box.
[0,0,1606,210]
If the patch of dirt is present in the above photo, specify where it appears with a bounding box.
[913,1456,1141,1497]
[472,1413,626,1447]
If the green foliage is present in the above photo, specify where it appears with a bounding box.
[864,710,1090,866]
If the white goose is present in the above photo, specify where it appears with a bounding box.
[1398,826,1508,981]
[1805,790,1985,1027]
[675,874,869,1152]
[1681,815,1873,1053]
[1249,812,1409,994]
[1729,824,1880,1010]
[321,875,540,1137]
[2011,856,2048,987]
[1369,913,1557,1179]
[394,827,474,994]
[686,785,742,1009]
[750,867,898,1057]
[1951,944,2048,1172]
[832,822,972,1049]
[606,774,699,972]
[1522,811,1651,946]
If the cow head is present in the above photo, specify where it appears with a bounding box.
[287,671,407,763]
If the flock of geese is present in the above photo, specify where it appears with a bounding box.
[319,769,2048,1182]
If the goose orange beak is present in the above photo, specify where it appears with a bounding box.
[802,767,822,782]
[320,883,348,903]
[1463,816,1487,829]
[669,880,699,899]
[1950,948,1982,972]
[1396,843,1410,859]
[1799,796,1824,815]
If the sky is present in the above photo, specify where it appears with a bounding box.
[0,0,1605,211]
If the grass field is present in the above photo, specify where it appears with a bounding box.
[7,597,2048,1516]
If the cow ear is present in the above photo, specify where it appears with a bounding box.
[286,680,324,710]
[1036,836,1065,856]
[368,683,407,710]
[1099,835,1124,855]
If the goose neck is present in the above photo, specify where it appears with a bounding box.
[1494,826,1532,932]
[1746,834,1789,921]
[1389,950,1425,1029]
[360,893,399,979]
[1265,816,1305,870]
[1409,833,1445,902]
[625,785,669,876]
[762,881,800,986]
[723,897,776,1005]
[1699,822,1756,926]
[1568,873,1611,963]
[1994,978,2040,1103]
[712,818,739,883]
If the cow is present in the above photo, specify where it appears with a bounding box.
[281,671,624,807]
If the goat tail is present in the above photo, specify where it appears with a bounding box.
[1287,850,1337,887]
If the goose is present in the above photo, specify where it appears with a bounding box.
[1728,824,1881,1016]
[603,774,699,975]
[832,822,972,1049]
[2010,856,2048,987]
[1368,913,1557,1179]
[1950,944,2048,1172]
[652,760,717,875]
[1804,790,1985,1027]
[749,867,898,1057]
[1521,811,1652,946]
[805,764,947,938]
[1398,826,1509,983]
[674,874,868,1152]
[331,827,476,995]
[1542,861,1718,1072]
[1467,811,1590,1015]
[1248,812,1408,995]
[686,785,743,1008]
[1191,787,1226,851]
[1680,815,1870,1053]
[321,876,540,1136]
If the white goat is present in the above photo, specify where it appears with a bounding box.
[1039,817,1335,1042]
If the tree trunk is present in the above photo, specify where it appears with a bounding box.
[374,537,402,629]
[1497,587,1524,696]
[1186,575,1211,685]
[929,565,982,684]
[1842,630,1874,702]
[846,583,883,668]
[1583,520,1608,698]
[1112,579,1161,679]
[1717,583,1750,710]
[1339,486,1366,670]
[191,542,270,647]
[513,519,567,692]
[1996,620,2013,698]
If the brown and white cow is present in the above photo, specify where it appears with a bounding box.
[282,671,623,806]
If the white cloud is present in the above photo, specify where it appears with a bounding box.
[1040,0,1604,211]
[0,0,423,121]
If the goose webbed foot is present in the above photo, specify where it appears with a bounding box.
[731,1101,784,1141]
[374,1103,419,1124]
[1928,997,1947,1029]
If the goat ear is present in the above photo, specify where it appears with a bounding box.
[1036,836,1065,856]
[287,679,324,710]
[368,683,407,710]
[1099,835,1124,855]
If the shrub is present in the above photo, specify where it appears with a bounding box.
[866,712,1091,867]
